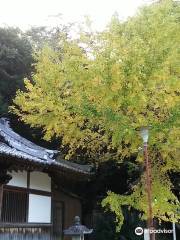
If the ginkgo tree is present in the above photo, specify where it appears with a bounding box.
[11,0,180,229]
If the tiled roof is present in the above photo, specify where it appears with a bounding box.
[0,118,57,161]
[0,118,92,175]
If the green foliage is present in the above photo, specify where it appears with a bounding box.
[102,168,180,230]
[92,213,119,240]
[0,27,33,114]
[11,0,180,229]
[25,24,73,51]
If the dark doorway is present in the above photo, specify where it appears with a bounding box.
[53,200,64,240]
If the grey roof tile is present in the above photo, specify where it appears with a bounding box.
[0,118,92,175]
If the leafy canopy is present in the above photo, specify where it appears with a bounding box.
[0,27,33,114]
[11,0,180,228]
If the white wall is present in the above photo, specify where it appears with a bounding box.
[28,194,51,223]
[7,171,27,188]
[30,171,51,192]
[7,170,52,224]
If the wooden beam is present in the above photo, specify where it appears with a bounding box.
[0,165,12,221]
[0,184,3,220]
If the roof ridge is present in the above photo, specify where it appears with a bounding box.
[0,142,93,174]
[0,118,57,161]
[0,118,93,175]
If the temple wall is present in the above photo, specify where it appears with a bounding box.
[30,172,51,192]
[5,171,52,224]
[28,194,51,223]
[52,189,82,240]
[0,227,51,240]
[7,171,51,192]
[1,170,83,240]
[7,171,27,188]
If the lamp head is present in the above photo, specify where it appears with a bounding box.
[138,126,150,144]
[140,127,149,143]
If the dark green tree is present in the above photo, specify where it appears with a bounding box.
[0,27,33,115]
[25,24,73,51]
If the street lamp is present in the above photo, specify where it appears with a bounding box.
[139,127,149,143]
[138,126,154,240]
[64,216,93,240]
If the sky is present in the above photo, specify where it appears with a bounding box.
[0,0,152,31]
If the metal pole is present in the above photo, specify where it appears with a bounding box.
[144,143,154,240]
[172,222,176,240]
[144,229,150,240]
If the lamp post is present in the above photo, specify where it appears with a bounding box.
[172,222,176,240]
[64,216,93,240]
[139,126,154,240]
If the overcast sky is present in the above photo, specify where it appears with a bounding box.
[0,0,152,31]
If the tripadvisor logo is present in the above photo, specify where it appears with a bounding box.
[135,227,144,235]
[135,227,173,235]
